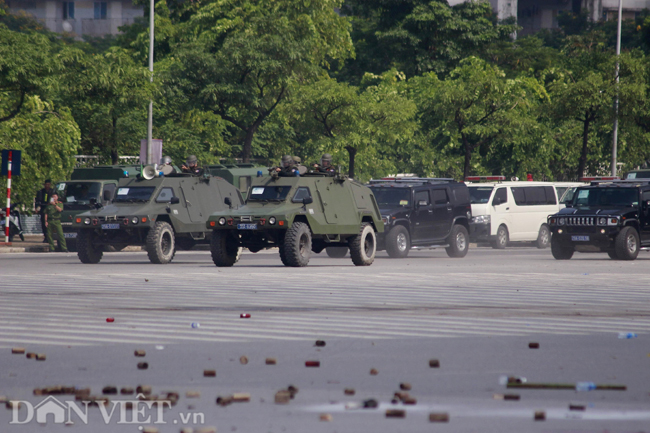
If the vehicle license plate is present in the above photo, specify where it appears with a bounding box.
[237,223,257,230]
[64,232,78,238]
[571,235,590,241]
[101,224,120,230]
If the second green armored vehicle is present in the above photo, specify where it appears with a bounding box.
[73,170,243,264]
[206,172,384,267]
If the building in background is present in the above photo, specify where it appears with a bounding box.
[449,0,650,37]
[6,0,143,37]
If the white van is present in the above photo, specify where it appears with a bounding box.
[468,180,561,249]
[553,182,586,208]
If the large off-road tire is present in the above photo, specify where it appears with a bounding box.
[326,246,348,258]
[282,222,312,267]
[176,237,197,251]
[385,225,410,258]
[349,223,377,266]
[77,230,103,264]
[491,225,508,249]
[536,224,550,249]
[210,230,240,267]
[278,237,290,266]
[614,226,640,261]
[551,237,574,260]
[146,221,176,264]
[445,224,469,258]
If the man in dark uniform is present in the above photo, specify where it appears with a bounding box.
[313,153,336,174]
[181,155,204,176]
[44,193,68,252]
[35,179,53,242]
[270,155,299,178]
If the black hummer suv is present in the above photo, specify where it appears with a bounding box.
[368,178,472,258]
[548,180,650,260]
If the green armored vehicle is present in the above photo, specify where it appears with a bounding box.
[55,165,142,251]
[206,172,384,267]
[73,171,243,264]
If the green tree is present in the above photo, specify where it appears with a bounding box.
[411,57,547,180]
[164,0,353,162]
[56,48,153,163]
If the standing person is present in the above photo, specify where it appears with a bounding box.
[35,179,53,242]
[313,153,335,174]
[269,155,299,177]
[44,193,68,253]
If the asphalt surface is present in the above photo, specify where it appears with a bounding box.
[0,247,649,432]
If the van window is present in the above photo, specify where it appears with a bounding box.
[493,188,507,205]
[432,189,448,205]
[511,186,557,206]
[415,190,430,206]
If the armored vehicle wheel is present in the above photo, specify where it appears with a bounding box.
[615,226,639,261]
[326,246,348,258]
[607,250,618,260]
[210,231,240,266]
[146,221,176,264]
[350,223,376,266]
[491,225,508,249]
[551,237,574,260]
[283,222,312,267]
[77,230,103,264]
[445,224,469,258]
[385,226,410,258]
[176,238,197,251]
[536,224,550,249]
[278,240,290,266]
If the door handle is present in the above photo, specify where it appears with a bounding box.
[428,210,433,213]
[506,207,509,211]
[447,207,452,211]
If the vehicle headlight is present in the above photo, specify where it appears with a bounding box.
[472,215,490,224]
[269,217,277,225]
[381,216,389,225]
[131,217,139,225]
[598,217,607,226]
[558,217,566,225]
[84,218,91,225]
[218,217,226,226]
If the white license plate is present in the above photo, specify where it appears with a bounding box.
[237,223,257,230]
[64,232,78,238]
[101,224,120,230]
[571,235,590,241]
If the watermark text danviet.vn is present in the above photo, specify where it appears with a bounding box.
[10,394,205,426]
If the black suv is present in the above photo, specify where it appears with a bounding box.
[368,178,472,258]
[548,180,650,260]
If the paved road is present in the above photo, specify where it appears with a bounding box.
[0,247,649,432]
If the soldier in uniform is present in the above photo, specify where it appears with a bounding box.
[44,193,68,252]
[35,179,53,242]
[181,155,204,175]
[292,156,307,175]
[159,155,176,175]
[313,153,335,174]
[270,155,299,177]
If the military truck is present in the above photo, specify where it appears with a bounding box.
[204,163,269,200]
[55,165,142,251]
[73,172,243,264]
[206,172,384,267]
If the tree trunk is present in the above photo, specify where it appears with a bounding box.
[577,116,590,179]
[462,134,471,181]
[345,145,357,179]
[111,116,119,165]
[241,119,264,163]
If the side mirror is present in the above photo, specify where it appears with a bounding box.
[103,190,113,202]
[170,196,180,205]
[224,197,232,207]
[302,197,313,205]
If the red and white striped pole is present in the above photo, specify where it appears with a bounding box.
[5,151,11,244]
